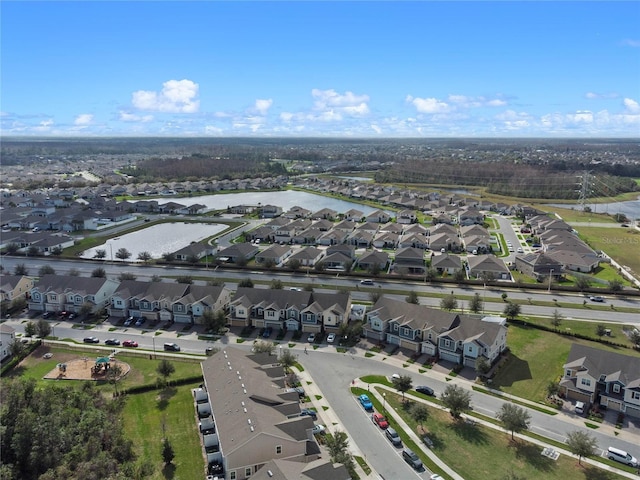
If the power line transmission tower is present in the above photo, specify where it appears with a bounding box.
[577,170,592,212]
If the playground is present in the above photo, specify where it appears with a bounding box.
[43,354,130,381]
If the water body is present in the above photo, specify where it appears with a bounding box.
[81,223,227,261]
[550,196,640,220]
[138,190,392,216]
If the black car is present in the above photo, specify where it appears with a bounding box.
[415,385,435,396]
[163,343,180,352]
[83,336,99,343]
[262,327,272,338]
[42,311,52,319]
[300,408,317,419]
[105,338,120,346]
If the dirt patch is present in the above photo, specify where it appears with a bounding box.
[43,355,130,381]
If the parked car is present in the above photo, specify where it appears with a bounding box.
[402,448,423,470]
[163,343,180,352]
[415,385,435,396]
[326,333,336,343]
[300,408,317,420]
[68,313,75,320]
[307,333,316,342]
[135,317,146,327]
[104,338,120,346]
[122,340,138,347]
[42,311,52,319]
[607,447,638,467]
[123,316,134,326]
[574,401,586,415]
[385,427,402,447]
[83,336,99,343]
[422,435,435,449]
[262,327,272,338]
[311,424,326,435]
[358,394,373,411]
[286,387,305,398]
[372,412,389,429]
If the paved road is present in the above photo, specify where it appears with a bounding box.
[7,318,640,479]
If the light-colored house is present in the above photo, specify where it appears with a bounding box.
[0,324,16,361]
[393,247,426,275]
[437,315,507,368]
[0,274,35,304]
[174,242,214,261]
[109,280,190,322]
[251,458,350,480]
[172,285,232,325]
[228,287,312,329]
[357,250,389,272]
[256,245,293,266]
[467,255,511,281]
[287,247,324,267]
[29,275,120,315]
[431,253,463,275]
[560,344,640,418]
[217,243,259,264]
[201,348,323,480]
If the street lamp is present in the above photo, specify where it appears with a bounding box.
[383,393,386,413]
[548,269,554,293]
[152,336,156,359]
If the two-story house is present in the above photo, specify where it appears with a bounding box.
[228,288,312,330]
[109,280,190,322]
[560,344,640,418]
[172,285,232,325]
[29,274,119,315]
[0,274,35,306]
[437,315,507,368]
[299,293,351,334]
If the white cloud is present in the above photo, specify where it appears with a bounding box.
[74,114,93,126]
[311,89,370,116]
[621,39,640,47]
[585,92,619,99]
[132,79,200,113]
[253,99,273,115]
[406,95,449,113]
[119,111,154,123]
[370,124,382,134]
[623,98,640,114]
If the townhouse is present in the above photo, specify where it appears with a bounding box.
[29,274,120,314]
[560,344,640,418]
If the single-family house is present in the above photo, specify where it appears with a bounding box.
[217,243,259,264]
[431,253,463,276]
[0,324,16,361]
[0,274,35,304]
[393,247,426,275]
[467,255,511,281]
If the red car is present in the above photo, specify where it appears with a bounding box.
[372,412,389,429]
[122,340,138,347]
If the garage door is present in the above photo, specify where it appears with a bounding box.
[439,351,460,363]
[625,404,640,419]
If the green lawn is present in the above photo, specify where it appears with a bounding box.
[573,226,640,279]
[123,382,205,480]
[375,389,627,480]
[492,324,640,402]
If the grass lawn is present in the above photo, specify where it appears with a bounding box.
[539,206,617,224]
[123,382,205,479]
[492,324,640,402]
[572,226,640,278]
[376,389,627,480]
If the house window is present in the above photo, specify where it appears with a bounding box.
[245,467,252,477]
[632,392,640,400]
[468,346,473,352]
[580,378,591,387]
[276,445,282,454]
[230,472,236,480]
[393,324,398,331]
[612,384,620,393]
[566,370,571,377]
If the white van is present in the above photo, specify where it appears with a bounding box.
[607,447,639,467]
[574,401,585,415]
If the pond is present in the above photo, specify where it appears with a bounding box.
[80,223,227,261]
[137,190,392,216]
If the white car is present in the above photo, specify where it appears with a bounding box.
[311,424,326,435]
[307,333,316,342]
[326,333,336,343]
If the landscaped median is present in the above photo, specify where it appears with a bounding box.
[356,380,634,480]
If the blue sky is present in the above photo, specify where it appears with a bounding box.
[2,1,639,137]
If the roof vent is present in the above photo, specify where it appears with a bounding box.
[248,419,252,425]
[268,470,273,477]
[250,426,254,432]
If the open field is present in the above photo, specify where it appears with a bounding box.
[358,387,628,480]
[573,226,640,279]
[493,324,640,403]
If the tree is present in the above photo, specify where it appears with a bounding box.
[162,252,176,262]
[51,246,63,256]
[253,340,276,355]
[9,339,26,358]
[608,278,623,292]
[203,310,226,334]
[270,279,283,289]
[91,267,106,278]
[137,251,152,263]
[68,268,81,276]
[440,384,472,419]
[264,258,276,269]
[175,275,193,284]
[440,293,458,311]
[118,272,137,281]
[475,357,491,379]
[574,276,591,292]
[369,291,382,304]
[324,430,356,478]
[595,324,607,338]
[151,274,162,282]
[156,360,176,386]
[405,291,419,304]
[38,265,56,276]
[288,259,301,271]
[468,293,483,314]
[161,438,175,465]
[106,363,123,395]
[238,278,254,288]
[24,321,37,337]
[314,261,325,272]
[35,319,51,338]
[496,403,531,440]
[391,374,413,402]
[546,381,560,399]
[550,309,563,328]
[93,249,107,259]
[503,302,521,321]
[79,302,94,318]
[424,267,438,282]
[14,263,28,276]
[412,403,429,432]
[629,328,640,347]
[115,248,132,262]
[27,246,39,257]
[565,430,597,465]
[5,243,20,255]
[453,268,466,282]
[279,349,298,374]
